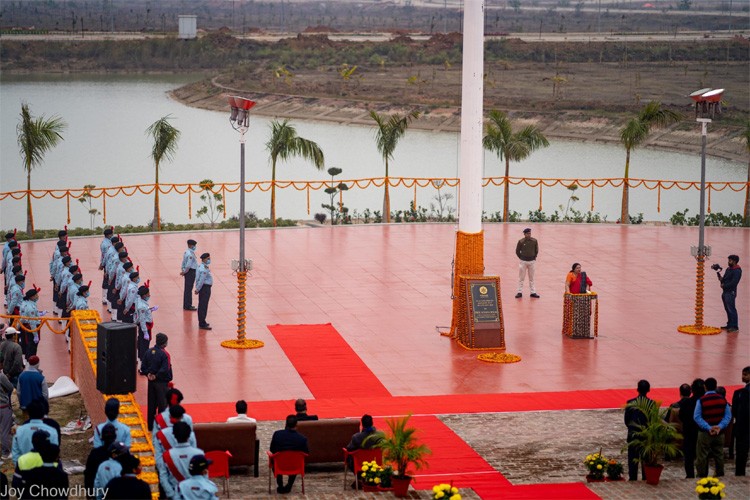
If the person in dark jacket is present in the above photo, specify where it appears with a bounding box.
[269,415,309,494]
[294,399,317,421]
[680,378,705,478]
[624,379,654,481]
[19,443,68,499]
[345,414,382,474]
[716,254,742,332]
[105,453,152,500]
[143,333,172,431]
[694,377,732,477]
[731,366,750,476]
[84,424,117,496]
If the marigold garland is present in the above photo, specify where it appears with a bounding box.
[477,352,521,364]
[221,339,264,349]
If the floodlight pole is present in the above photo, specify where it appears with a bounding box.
[678,91,722,336]
[222,96,264,350]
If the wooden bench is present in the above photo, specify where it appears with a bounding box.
[297,418,360,464]
[193,422,260,477]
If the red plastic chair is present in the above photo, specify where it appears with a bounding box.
[342,447,383,490]
[206,450,233,497]
[267,450,308,494]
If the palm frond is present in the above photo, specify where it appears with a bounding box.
[17,103,66,172]
[146,115,181,166]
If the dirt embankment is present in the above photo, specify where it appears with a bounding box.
[171,58,748,163]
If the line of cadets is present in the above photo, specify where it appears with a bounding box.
[97,227,156,370]
[3,229,216,499]
[84,389,216,499]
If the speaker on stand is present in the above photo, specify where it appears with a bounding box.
[96,322,137,394]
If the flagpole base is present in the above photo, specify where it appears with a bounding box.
[677,324,721,335]
[221,339,264,349]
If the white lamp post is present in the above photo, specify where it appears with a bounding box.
[678,88,724,336]
[222,96,264,350]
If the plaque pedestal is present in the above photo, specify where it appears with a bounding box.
[455,275,506,350]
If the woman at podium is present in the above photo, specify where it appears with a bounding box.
[565,263,593,294]
[563,263,598,338]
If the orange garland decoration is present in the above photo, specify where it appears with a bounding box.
[448,231,484,339]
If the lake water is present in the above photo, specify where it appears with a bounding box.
[0,74,745,229]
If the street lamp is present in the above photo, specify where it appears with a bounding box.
[678,88,724,336]
[221,95,264,350]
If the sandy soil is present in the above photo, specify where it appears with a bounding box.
[172,55,749,163]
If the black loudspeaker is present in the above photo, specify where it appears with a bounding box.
[96,322,137,394]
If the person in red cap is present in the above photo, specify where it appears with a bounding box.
[17,356,48,412]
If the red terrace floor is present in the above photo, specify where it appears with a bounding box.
[17,223,750,411]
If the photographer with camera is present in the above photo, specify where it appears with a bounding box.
[712,255,742,333]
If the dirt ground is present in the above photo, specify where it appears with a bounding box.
[174,55,749,162]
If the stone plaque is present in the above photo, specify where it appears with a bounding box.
[469,282,500,323]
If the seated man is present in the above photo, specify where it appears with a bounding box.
[18,443,68,499]
[226,399,256,423]
[105,453,152,500]
[12,399,58,464]
[346,414,382,472]
[177,454,219,500]
[294,399,318,421]
[157,422,204,500]
[94,398,132,448]
[85,424,117,494]
[269,415,309,494]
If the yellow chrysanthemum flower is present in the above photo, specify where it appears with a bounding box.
[361,472,366,478]
[449,495,462,500]
[362,465,369,472]
[436,492,444,499]
[433,486,441,493]
[710,487,719,495]
[720,492,726,498]
[451,487,458,494]
[699,478,709,485]
[596,464,602,470]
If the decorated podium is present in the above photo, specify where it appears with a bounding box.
[562,292,599,339]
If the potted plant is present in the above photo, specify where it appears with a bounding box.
[606,459,624,481]
[582,450,608,481]
[623,399,682,485]
[432,483,461,500]
[366,414,431,498]
[360,460,384,492]
[695,477,726,499]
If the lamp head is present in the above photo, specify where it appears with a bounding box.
[227,95,256,129]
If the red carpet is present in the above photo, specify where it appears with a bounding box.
[402,415,510,487]
[183,386,738,423]
[184,324,616,499]
[268,323,391,399]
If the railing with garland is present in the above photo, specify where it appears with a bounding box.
[1,176,748,224]
[0,310,160,498]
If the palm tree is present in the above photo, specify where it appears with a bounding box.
[619,101,681,224]
[17,103,66,236]
[743,119,750,226]
[146,115,180,231]
[266,119,324,226]
[370,110,419,223]
[483,110,549,222]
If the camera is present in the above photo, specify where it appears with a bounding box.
[711,263,723,272]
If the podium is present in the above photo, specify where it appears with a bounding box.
[562,292,599,339]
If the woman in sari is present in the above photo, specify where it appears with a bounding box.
[565,263,593,294]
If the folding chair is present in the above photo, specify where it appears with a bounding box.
[267,450,308,494]
[206,450,233,497]
[342,447,383,490]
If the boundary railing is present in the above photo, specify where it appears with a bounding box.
[1,176,747,224]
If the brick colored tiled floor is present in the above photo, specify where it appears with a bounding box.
[15,223,749,498]
[25,223,749,405]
